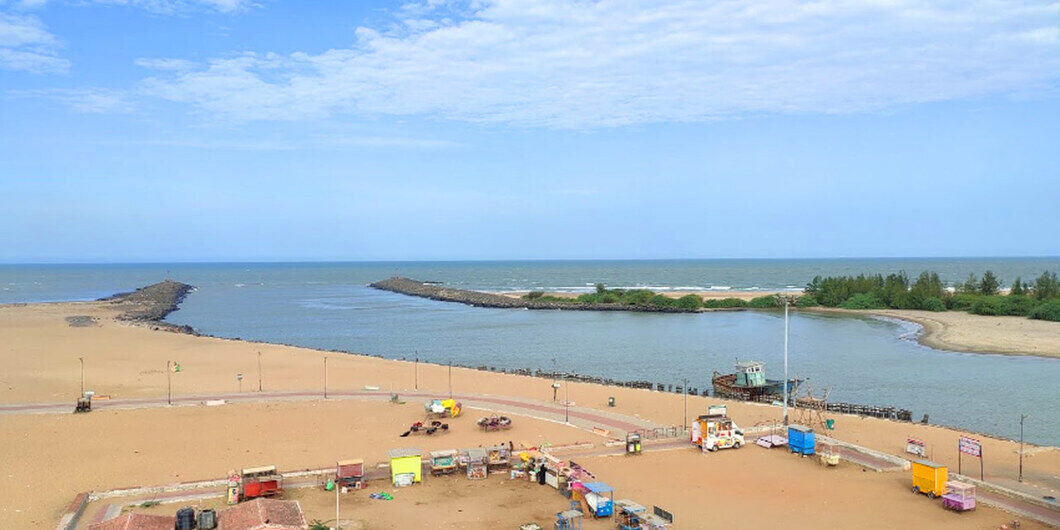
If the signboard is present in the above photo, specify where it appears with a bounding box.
[959,436,981,457]
[653,505,674,523]
[905,438,926,457]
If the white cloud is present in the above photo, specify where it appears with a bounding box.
[135,57,195,71]
[10,0,256,13]
[11,87,132,112]
[0,12,67,73]
[139,0,1060,128]
[87,0,255,14]
[104,135,460,150]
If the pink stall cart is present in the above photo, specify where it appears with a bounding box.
[941,481,976,512]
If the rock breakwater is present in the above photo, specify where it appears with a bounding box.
[369,277,698,313]
[99,279,195,328]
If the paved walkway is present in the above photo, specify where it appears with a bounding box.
[1,389,662,435]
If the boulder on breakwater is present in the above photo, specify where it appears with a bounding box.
[369,277,697,313]
[99,279,195,324]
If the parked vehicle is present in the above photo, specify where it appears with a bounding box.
[691,413,744,452]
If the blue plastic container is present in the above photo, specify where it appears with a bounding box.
[788,425,816,455]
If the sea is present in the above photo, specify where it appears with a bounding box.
[2,258,1058,445]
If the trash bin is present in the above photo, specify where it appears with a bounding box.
[826,419,835,430]
[607,397,615,407]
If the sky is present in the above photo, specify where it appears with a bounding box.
[1,0,1058,263]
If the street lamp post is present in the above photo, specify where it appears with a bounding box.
[1019,414,1027,482]
[681,377,689,430]
[79,357,84,397]
[323,357,328,399]
[414,352,419,390]
[448,360,453,399]
[167,360,172,405]
[257,351,262,392]
[564,374,570,424]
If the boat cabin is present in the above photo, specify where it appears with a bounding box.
[734,361,766,387]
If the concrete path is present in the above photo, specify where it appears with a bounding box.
[0,389,662,435]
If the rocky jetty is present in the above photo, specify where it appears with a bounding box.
[99,279,195,324]
[369,277,697,313]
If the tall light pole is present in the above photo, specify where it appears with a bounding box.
[79,357,84,397]
[1019,414,1027,482]
[323,357,328,399]
[448,360,453,399]
[414,351,419,390]
[257,351,262,392]
[564,374,570,424]
[782,300,790,426]
[551,358,558,402]
[682,377,689,430]
[167,360,172,405]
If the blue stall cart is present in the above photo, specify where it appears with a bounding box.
[788,425,816,455]
[580,482,614,517]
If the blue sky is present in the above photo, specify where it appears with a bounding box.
[1,0,1058,262]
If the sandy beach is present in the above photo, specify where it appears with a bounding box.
[0,299,1057,528]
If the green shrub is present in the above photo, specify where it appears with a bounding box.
[920,297,946,312]
[748,295,780,308]
[525,291,544,299]
[838,293,886,310]
[947,293,980,311]
[649,294,675,307]
[675,294,703,310]
[703,297,749,308]
[795,295,819,307]
[1000,295,1037,316]
[1029,300,1060,322]
[969,296,1004,316]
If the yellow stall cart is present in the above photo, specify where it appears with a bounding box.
[911,459,947,498]
[388,447,422,486]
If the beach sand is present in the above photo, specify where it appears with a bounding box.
[0,301,1056,528]
[854,308,1060,358]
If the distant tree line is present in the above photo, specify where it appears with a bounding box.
[521,271,1060,322]
[803,270,1060,321]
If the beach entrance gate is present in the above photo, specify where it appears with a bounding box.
[788,425,815,455]
[239,465,283,501]
[910,460,948,498]
[388,448,422,486]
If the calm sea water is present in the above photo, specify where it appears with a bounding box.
[2,259,1058,444]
